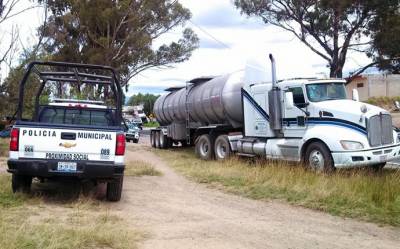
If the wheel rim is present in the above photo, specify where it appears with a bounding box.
[309,149,325,170]
[199,140,209,157]
[216,140,227,159]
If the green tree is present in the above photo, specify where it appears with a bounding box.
[128,93,159,116]
[40,0,199,86]
[234,0,399,78]
[0,48,50,119]
[368,5,400,72]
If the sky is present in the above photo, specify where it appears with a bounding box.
[1,0,373,97]
[127,0,372,96]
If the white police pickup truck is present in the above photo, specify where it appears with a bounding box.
[7,61,126,201]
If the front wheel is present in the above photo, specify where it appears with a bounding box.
[371,162,386,172]
[106,177,123,202]
[12,174,32,193]
[304,142,335,173]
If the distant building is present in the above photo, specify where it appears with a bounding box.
[346,74,400,101]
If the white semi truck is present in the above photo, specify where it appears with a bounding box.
[150,55,400,172]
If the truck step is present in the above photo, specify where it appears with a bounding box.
[236,152,256,158]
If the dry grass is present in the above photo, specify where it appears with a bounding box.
[366,96,400,111]
[125,160,162,177]
[0,138,9,157]
[156,148,400,226]
[0,174,142,249]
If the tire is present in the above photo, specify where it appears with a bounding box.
[214,135,231,161]
[195,134,214,160]
[106,176,123,202]
[160,133,168,149]
[155,131,160,148]
[371,162,386,172]
[12,174,32,193]
[150,131,156,148]
[133,139,139,144]
[167,137,173,148]
[304,142,335,173]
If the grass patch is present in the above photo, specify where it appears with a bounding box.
[125,160,162,177]
[0,138,9,157]
[366,96,400,111]
[156,148,400,226]
[0,175,142,249]
[0,203,141,249]
[0,174,29,208]
[143,121,159,128]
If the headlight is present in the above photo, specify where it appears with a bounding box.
[340,140,364,150]
[396,133,400,143]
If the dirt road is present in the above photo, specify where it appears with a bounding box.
[115,142,400,249]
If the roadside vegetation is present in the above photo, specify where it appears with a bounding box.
[366,96,400,111]
[125,160,162,177]
[0,138,9,157]
[0,174,141,248]
[157,149,400,226]
[143,121,160,128]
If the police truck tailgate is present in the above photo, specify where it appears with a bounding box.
[16,127,117,162]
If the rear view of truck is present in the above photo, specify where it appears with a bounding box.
[7,61,126,201]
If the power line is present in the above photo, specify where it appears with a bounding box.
[188,20,231,49]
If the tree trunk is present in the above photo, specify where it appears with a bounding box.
[329,62,343,78]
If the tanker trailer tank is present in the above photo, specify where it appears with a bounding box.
[153,72,246,128]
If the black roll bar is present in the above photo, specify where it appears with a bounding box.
[16,61,123,124]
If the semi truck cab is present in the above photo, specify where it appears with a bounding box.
[243,78,400,171]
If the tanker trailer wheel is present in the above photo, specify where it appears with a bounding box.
[159,133,168,149]
[150,131,156,148]
[195,134,214,160]
[214,135,231,161]
[155,131,161,148]
[304,142,335,173]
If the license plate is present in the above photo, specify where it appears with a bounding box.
[57,162,77,172]
[379,155,387,162]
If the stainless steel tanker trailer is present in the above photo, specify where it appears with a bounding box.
[150,55,400,172]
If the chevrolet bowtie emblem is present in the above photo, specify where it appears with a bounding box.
[59,142,77,148]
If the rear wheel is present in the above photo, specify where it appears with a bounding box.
[106,177,123,202]
[304,142,335,173]
[167,137,173,148]
[150,131,156,148]
[159,133,168,149]
[12,174,32,193]
[214,135,231,160]
[155,131,160,148]
[195,134,214,160]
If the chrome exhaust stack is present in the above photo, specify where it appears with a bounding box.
[268,54,282,132]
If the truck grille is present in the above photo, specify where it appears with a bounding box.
[368,114,393,147]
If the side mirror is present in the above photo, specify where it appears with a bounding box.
[285,91,294,110]
[352,89,360,102]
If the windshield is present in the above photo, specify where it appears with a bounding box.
[306,83,347,102]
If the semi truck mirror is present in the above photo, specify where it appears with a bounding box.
[352,89,360,102]
[285,92,294,109]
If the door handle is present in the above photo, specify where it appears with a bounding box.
[61,132,76,140]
